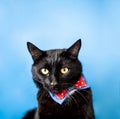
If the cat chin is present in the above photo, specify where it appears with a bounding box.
[49,89,63,94]
[49,86,66,94]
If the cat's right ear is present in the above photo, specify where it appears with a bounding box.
[66,39,81,59]
[27,42,44,63]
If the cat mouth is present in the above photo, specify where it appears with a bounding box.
[49,75,89,105]
[49,86,67,94]
[53,88,76,99]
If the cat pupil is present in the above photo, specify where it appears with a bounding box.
[61,67,69,74]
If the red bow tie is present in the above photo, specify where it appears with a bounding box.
[55,76,87,99]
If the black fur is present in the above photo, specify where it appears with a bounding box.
[22,39,95,119]
[22,109,36,119]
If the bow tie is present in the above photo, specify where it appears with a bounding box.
[49,74,89,105]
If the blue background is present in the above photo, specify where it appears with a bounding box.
[0,0,120,119]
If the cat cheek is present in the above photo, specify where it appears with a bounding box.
[43,79,51,87]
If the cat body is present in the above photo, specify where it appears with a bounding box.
[22,39,95,119]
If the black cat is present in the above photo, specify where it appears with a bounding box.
[22,39,95,119]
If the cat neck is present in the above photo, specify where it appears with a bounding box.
[36,88,92,119]
[34,75,94,119]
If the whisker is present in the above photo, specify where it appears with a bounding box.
[68,94,80,109]
[70,90,90,116]
[75,90,89,104]
[34,78,42,84]
[81,89,90,93]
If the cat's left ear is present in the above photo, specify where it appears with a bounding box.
[67,39,81,59]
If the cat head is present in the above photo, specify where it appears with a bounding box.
[27,39,82,94]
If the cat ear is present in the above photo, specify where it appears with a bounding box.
[27,42,44,62]
[67,39,81,59]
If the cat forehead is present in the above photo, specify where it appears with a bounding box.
[44,49,66,63]
[46,49,66,56]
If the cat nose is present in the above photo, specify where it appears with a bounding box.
[50,81,58,86]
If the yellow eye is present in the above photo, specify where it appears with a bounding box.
[40,68,49,75]
[60,67,69,74]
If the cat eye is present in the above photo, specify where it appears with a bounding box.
[60,67,69,74]
[40,68,49,75]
